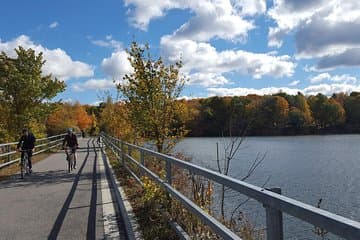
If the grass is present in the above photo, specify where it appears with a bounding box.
[105,149,179,240]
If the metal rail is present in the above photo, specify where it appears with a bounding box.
[0,133,66,169]
[101,133,360,240]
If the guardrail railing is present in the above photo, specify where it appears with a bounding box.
[0,133,66,169]
[101,133,360,240]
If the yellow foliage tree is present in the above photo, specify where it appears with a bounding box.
[99,97,134,142]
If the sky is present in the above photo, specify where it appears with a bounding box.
[1,0,360,105]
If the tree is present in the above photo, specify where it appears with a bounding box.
[0,47,65,138]
[117,42,187,153]
[344,92,360,125]
[74,103,93,131]
[46,102,94,135]
[288,93,313,128]
[255,96,289,129]
[99,97,134,141]
[308,94,345,128]
[46,104,77,135]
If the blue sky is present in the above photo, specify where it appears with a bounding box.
[1,0,360,105]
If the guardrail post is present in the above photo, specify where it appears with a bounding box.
[128,144,131,157]
[121,141,125,165]
[140,149,145,177]
[166,160,172,185]
[264,188,283,240]
[7,145,11,162]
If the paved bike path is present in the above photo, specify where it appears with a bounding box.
[0,138,119,240]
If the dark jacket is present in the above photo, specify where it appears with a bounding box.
[17,133,36,150]
[63,133,78,148]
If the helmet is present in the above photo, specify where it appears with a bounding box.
[67,128,73,134]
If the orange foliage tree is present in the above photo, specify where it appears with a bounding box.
[74,103,93,131]
[46,102,93,135]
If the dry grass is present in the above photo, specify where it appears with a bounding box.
[105,149,178,240]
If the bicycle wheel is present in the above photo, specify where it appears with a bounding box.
[24,153,29,175]
[20,157,24,179]
[70,153,74,171]
[67,153,71,172]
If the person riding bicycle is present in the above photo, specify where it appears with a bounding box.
[62,128,79,169]
[17,129,36,173]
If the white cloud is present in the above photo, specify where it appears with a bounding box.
[161,37,296,86]
[169,0,256,42]
[90,35,123,51]
[124,0,265,43]
[62,98,75,103]
[207,86,301,96]
[303,83,360,96]
[206,83,360,98]
[289,80,300,86]
[124,0,186,30]
[0,35,94,80]
[268,0,360,69]
[309,73,331,83]
[309,73,357,84]
[101,51,133,79]
[72,78,117,92]
[90,100,103,106]
[267,0,329,48]
[49,21,59,29]
[188,72,229,87]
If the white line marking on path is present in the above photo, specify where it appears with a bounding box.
[99,149,121,239]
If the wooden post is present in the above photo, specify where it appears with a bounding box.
[264,188,283,240]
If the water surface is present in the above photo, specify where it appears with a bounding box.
[175,135,360,239]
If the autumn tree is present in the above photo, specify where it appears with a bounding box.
[308,94,346,128]
[46,102,93,135]
[253,96,289,129]
[0,47,65,139]
[344,92,360,126]
[46,104,77,135]
[288,93,313,128]
[74,103,93,131]
[99,97,134,141]
[117,42,187,153]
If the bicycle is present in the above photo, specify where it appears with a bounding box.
[19,149,31,178]
[65,147,76,172]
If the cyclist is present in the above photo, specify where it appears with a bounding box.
[62,128,78,169]
[17,128,36,173]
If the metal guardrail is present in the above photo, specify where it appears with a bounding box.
[101,133,360,240]
[0,133,66,169]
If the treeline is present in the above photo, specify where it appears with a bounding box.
[2,45,360,144]
[183,92,360,136]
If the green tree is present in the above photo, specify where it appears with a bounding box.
[117,42,187,153]
[308,94,345,128]
[344,92,360,125]
[255,96,289,129]
[0,47,65,138]
[288,93,313,128]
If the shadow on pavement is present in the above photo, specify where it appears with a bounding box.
[0,170,80,189]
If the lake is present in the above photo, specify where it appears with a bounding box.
[175,135,360,240]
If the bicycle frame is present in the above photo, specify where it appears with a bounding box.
[65,147,76,172]
[19,150,30,179]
